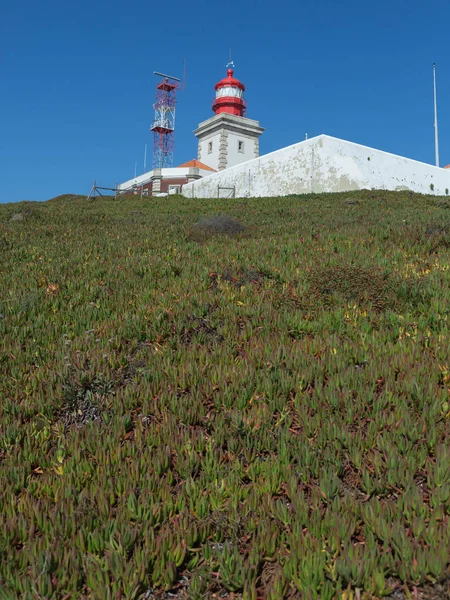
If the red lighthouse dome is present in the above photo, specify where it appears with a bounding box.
[212,68,247,117]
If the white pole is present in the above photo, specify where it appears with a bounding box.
[433,63,440,167]
[144,144,147,172]
[134,162,137,178]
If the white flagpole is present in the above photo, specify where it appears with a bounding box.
[433,63,440,167]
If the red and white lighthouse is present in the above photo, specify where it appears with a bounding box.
[194,66,264,172]
[212,68,247,117]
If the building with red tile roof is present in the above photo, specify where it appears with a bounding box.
[177,159,216,171]
[117,161,216,196]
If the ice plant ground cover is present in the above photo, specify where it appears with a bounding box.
[0,190,449,599]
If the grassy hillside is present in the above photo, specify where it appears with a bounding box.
[1,191,449,599]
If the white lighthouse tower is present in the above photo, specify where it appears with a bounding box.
[194,67,264,171]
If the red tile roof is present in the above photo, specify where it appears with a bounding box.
[178,159,216,171]
[444,164,450,169]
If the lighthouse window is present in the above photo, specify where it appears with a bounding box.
[208,141,213,154]
[238,140,244,153]
[216,87,243,98]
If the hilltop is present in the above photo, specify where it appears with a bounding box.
[1,191,449,599]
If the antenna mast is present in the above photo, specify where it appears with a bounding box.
[433,63,440,168]
[150,72,181,169]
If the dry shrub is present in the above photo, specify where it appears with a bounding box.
[7,204,41,223]
[308,265,397,311]
[188,215,247,242]
[308,264,429,311]
[209,267,266,289]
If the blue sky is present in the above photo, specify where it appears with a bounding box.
[1,0,449,203]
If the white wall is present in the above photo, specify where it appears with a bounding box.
[198,168,215,178]
[183,135,450,198]
[195,113,264,172]
[119,167,207,191]
[119,170,154,190]
[198,131,222,171]
[197,129,257,171]
[226,131,258,168]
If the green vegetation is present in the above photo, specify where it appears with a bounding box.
[0,190,449,599]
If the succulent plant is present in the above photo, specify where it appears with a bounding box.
[1,190,449,597]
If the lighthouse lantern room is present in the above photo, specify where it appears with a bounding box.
[212,68,247,117]
[194,67,264,172]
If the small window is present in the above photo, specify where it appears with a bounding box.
[208,141,213,154]
[238,140,244,153]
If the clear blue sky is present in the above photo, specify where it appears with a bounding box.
[1,0,449,203]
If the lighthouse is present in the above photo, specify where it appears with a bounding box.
[194,67,264,171]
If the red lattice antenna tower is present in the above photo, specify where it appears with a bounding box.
[150,71,181,169]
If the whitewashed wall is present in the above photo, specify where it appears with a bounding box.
[182,135,450,198]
